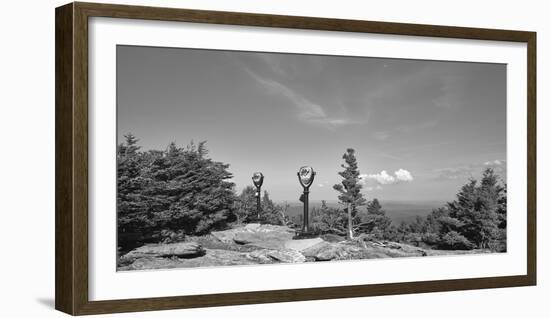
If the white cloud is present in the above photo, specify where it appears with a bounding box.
[395,168,414,182]
[484,159,504,166]
[362,170,395,185]
[360,169,414,187]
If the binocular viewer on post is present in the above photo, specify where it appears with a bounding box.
[251,166,316,239]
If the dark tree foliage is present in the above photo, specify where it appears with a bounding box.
[117,134,158,249]
[333,148,367,238]
[439,231,474,250]
[260,191,289,225]
[233,188,288,225]
[495,183,507,251]
[338,168,506,252]
[391,168,506,251]
[233,186,257,223]
[357,198,392,239]
[445,169,503,249]
[333,148,367,215]
[311,201,347,235]
[366,198,385,215]
[117,137,237,250]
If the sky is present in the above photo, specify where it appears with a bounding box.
[117,45,506,203]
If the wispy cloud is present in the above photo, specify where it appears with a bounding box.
[255,54,287,77]
[364,68,464,141]
[394,141,456,153]
[241,58,361,128]
[373,131,390,141]
[364,185,383,192]
[317,181,330,188]
[434,159,506,181]
[395,119,440,134]
[371,119,441,141]
[246,70,324,118]
[432,74,462,110]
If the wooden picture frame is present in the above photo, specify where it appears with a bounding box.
[55,2,536,315]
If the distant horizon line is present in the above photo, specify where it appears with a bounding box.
[272,199,449,204]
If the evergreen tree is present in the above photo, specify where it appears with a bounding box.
[260,191,287,225]
[419,168,505,251]
[233,188,287,225]
[147,141,236,234]
[311,200,347,235]
[262,191,274,210]
[118,133,140,158]
[358,198,392,239]
[409,215,426,233]
[396,221,411,242]
[233,186,257,223]
[472,168,502,248]
[366,198,385,215]
[117,134,158,250]
[383,225,400,242]
[333,148,367,239]
[495,183,507,251]
[117,137,238,250]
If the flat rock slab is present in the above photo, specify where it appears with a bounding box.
[212,224,296,250]
[301,241,370,261]
[210,229,240,244]
[118,246,309,271]
[363,241,428,257]
[284,237,325,252]
[248,249,306,263]
[119,248,261,270]
[121,241,204,262]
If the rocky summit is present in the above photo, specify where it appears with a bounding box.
[118,224,486,271]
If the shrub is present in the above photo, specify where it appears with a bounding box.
[438,231,474,250]
[422,232,440,246]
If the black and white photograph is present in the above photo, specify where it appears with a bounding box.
[116,45,507,271]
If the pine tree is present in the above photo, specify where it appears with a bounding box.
[118,133,141,158]
[367,198,385,215]
[333,148,367,239]
[311,200,346,235]
[474,168,502,248]
[358,198,392,239]
[423,168,504,250]
[260,191,287,225]
[147,141,236,234]
[117,138,238,250]
[495,183,507,251]
[396,221,411,242]
[117,134,156,250]
[233,188,287,225]
[234,186,257,223]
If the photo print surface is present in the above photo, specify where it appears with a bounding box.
[116,45,507,271]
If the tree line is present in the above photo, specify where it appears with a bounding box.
[118,135,506,252]
[309,148,507,252]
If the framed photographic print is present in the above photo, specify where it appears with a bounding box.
[55,2,536,315]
